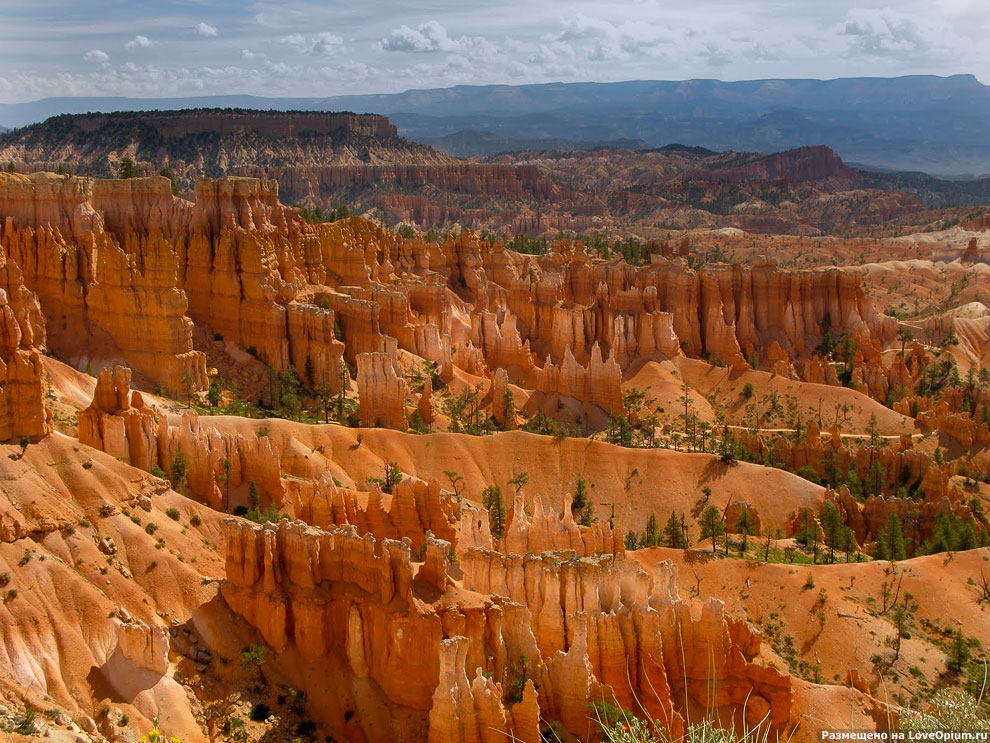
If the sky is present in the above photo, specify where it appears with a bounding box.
[1,0,988,103]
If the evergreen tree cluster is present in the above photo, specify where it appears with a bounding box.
[297,204,350,224]
[625,510,689,550]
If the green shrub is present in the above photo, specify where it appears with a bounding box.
[901,689,990,733]
[241,644,269,670]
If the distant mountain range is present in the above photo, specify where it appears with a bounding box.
[416,131,650,157]
[1,75,989,175]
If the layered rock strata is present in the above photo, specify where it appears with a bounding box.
[0,173,898,427]
[77,365,158,470]
[0,235,50,438]
[221,518,793,743]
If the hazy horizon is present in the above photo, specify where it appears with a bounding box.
[2,0,989,104]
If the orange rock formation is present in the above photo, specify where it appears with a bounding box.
[221,517,792,742]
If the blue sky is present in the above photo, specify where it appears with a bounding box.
[1,0,988,102]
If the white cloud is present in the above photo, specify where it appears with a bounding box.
[379,24,436,52]
[83,49,110,64]
[838,7,940,57]
[124,35,155,49]
[2,0,989,103]
[279,32,344,55]
[378,21,496,57]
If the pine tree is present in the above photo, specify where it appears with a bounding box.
[948,630,971,673]
[873,530,889,561]
[579,501,596,527]
[887,592,917,661]
[823,449,841,488]
[508,471,529,494]
[624,530,640,550]
[867,413,881,448]
[206,377,223,408]
[304,356,316,390]
[822,502,843,564]
[664,511,686,549]
[220,457,233,511]
[735,508,754,554]
[482,485,506,540]
[118,156,137,179]
[932,509,957,554]
[868,460,886,497]
[842,526,856,563]
[957,520,977,551]
[886,512,907,561]
[699,505,724,553]
[846,466,863,500]
[571,477,588,516]
[643,513,659,547]
[171,450,188,494]
[796,508,817,549]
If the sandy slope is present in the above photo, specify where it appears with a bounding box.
[672,357,914,436]
[183,416,826,535]
[633,546,990,722]
[0,434,238,742]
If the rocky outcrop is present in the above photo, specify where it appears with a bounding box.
[221,519,446,740]
[710,146,856,184]
[0,235,50,439]
[117,620,170,675]
[417,374,435,426]
[536,343,624,415]
[482,245,893,376]
[72,366,284,509]
[0,110,443,178]
[470,311,538,373]
[157,412,284,509]
[357,351,408,429]
[221,518,793,743]
[895,391,990,449]
[0,172,207,394]
[77,365,158,470]
[282,474,485,552]
[427,636,539,743]
[489,367,516,429]
[503,490,622,557]
[460,549,792,731]
[0,173,895,420]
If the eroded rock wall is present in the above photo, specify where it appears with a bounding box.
[221,518,792,743]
